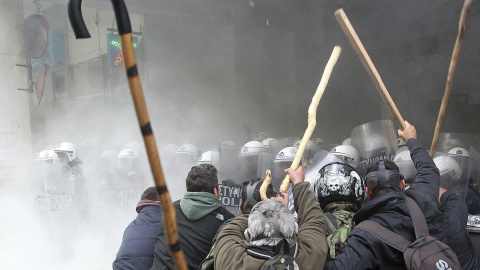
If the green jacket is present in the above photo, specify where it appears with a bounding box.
[213,181,327,270]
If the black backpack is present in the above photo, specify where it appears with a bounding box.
[356,196,461,270]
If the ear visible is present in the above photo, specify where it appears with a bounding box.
[366,187,372,198]
[401,179,406,192]
[239,202,243,212]
[214,187,220,198]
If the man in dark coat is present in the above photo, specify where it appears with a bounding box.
[150,164,234,270]
[439,189,480,269]
[324,120,447,269]
[113,187,162,270]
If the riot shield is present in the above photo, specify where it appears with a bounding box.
[211,144,242,182]
[269,137,300,159]
[434,152,471,201]
[438,133,480,153]
[394,148,416,184]
[470,146,480,195]
[304,150,343,191]
[99,172,146,209]
[257,152,275,179]
[218,180,243,216]
[29,165,48,215]
[351,120,398,165]
[42,163,77,212]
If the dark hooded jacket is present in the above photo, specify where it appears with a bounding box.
[113,200,162,270]
[440,190,480,270]
[150,192,234,270]
[325,138,447,269]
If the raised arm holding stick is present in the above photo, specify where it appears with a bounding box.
[278,46,342,193]
[67,1,187,269]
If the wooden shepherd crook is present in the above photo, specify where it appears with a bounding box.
[67,1,188,269]
[334,8,406,131]
[279,46,342,193]
[430,0,473,157]
[260,170,272,201]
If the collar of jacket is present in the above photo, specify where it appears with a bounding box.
[180,192,222,221]
[352,191,404,224]
[136,199,160,213]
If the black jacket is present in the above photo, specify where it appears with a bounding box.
[440,190,480,270]
[113,203,163,270]
[325,138,447,269]
[151,198,234,270]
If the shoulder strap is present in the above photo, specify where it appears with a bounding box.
[245,248,276,260]
[245,241,299,260]
[356,220,411,252]
[404,196,429,238]
[324,212,337,235]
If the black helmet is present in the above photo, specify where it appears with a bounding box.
[315,162,365,209]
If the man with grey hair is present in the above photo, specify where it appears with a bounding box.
[214,166,328,269]
[246,199,296,247]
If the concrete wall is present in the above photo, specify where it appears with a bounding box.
[0,0,31,188]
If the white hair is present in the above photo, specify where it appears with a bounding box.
[247,199,296,246]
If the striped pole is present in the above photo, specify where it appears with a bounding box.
[67,1,187,269]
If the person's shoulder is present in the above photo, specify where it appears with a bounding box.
[216,206,236,220]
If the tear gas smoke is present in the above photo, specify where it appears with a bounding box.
[2,0,480,268]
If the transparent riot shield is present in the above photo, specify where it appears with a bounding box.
[394,148,416,184]
[470,146,480,196]
[317,144,340,152]
[218,180,243,216]
[42,163,77,212]
[257,152,275,179]
[211,144,242,182]
[270,137,300,159]
[351,120,398,165]
[29,165,48,215]
[438,133,480,153]
[304,150,343,191]
[434,152,471,201]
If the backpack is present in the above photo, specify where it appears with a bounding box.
[246,239,303,270]
[324,210,354,258]
[356,196,461,270]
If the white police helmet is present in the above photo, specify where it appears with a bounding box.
[274,147,297,163]
[197,151,213,165]
[330,145,360,163]
[240,141,266,157]
[54,142,78,162]
[448,147,470,158]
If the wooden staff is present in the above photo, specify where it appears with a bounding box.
[260,170,272,200]
[334,9,406,130]
[67,1,187,269]
[279,46,342,193]
[430,0,473,157]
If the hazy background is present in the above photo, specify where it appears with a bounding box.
[2,0,480,269]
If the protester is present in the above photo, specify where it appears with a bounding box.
[438,177,480,269]
[113,187,162,270]
[324,120,448,269]
[315,162,365,258]
[150,164,234,270]
[197,178,276,270]
[213,166,328,269]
